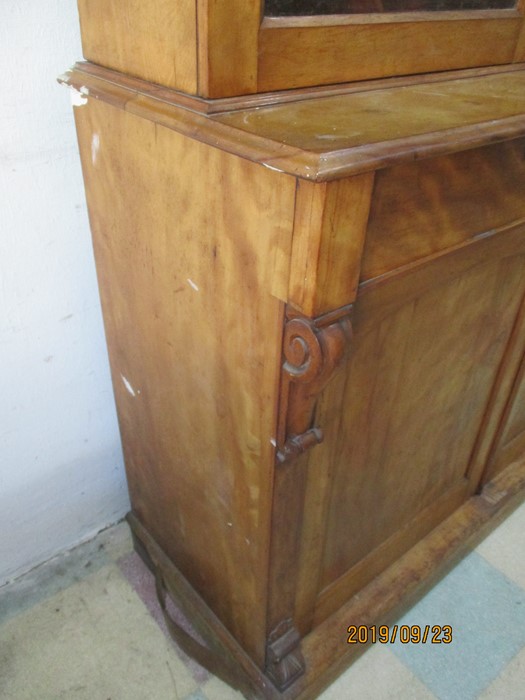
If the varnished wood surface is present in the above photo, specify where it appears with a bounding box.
[469,289,525,487]
[483,321,525,480]
[288,176,374,316]
[515,3,525,59]
[287,221,525,627]
[73,97,298,665]
[61,64,525,181]
[77,0,198,94]
[258,16,522,92]
[197,0,260,97]
[361,138,525,280]
[129,457,525,700]
[64,48,525,698]
[264,8,517,23]
[76,0,525,96]
[290,458,525,700]
[219,70,525,153]
[128,513,282,700]
[68,60,525,115]
[500,359,525,450]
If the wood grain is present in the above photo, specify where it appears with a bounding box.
[197,0,261,97]
[73,96,297,664]
[63,22,525,693]
[468,289,525,487]
[77,0,198,94]
[514,1,525,60]
[290,458,525,700]
[361,139,525,280]
[288,175,374,316]
[218,70,525,154]
[317,245,525,596]
[484,347,525,480]
[313,479,470,626]
[258,17,521,91]
[76,1,525,97]
[128,513,289,699]
[497,359,525,451]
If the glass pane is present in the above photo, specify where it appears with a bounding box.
[265,1,515,16]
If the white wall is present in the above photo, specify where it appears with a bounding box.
[0,1,130,586]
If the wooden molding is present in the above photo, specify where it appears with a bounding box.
[60,63,525,182]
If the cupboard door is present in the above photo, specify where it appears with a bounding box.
[291,224,525,632]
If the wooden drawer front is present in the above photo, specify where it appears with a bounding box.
[361,138,525,282]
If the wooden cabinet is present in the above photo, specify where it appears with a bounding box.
[62,4,525,698]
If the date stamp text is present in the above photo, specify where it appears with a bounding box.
[347,624,453,645]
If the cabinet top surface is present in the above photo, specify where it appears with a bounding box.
[216,70,525,151]
[62,63,525,180]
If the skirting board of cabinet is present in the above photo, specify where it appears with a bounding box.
[127,457,525,700]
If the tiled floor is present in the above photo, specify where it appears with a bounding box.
[1,502,524,700]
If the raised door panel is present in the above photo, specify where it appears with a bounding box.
[294,232,525,629]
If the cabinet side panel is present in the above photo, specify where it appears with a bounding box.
[73,98,296,664]
[77,0,198,94]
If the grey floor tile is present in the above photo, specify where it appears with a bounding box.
[0,520,132,626]
[477,645,525,700]
[201,676,244,699]
[318,645,437,699]
[391,551,525,700]
[2,512,524,700]
[0,562,197,700]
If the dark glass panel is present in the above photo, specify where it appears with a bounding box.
[265,0,515,16]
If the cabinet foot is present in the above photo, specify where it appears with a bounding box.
[265,620,306,691]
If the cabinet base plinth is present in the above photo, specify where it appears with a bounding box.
[127,457,525,700]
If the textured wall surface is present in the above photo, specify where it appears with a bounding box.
[0,1,129,586]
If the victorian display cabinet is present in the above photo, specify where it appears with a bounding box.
[61,1,525,697]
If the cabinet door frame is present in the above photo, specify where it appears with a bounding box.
[199,1,525,96]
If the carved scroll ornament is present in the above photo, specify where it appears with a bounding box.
[276,308,353,464]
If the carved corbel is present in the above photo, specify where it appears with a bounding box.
[276,307,353,464]
[265,619,305,691]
